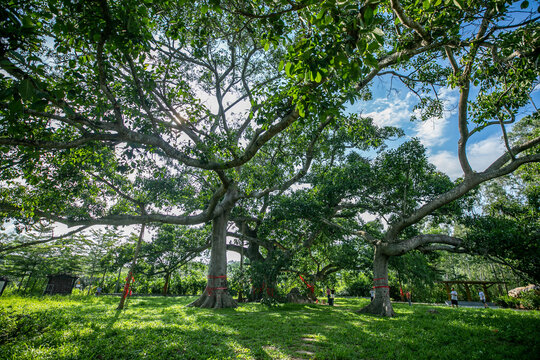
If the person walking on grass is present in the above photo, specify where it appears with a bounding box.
[406,290,412,306]
[329,289,335,306]
[326,287,331,305]
[450,288,459,308]
[370,288,375,302]
[479,289,488,308]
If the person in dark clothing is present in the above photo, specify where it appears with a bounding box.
[329,289,335,306]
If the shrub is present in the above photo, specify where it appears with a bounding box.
[495,292,540,310]
[520,291,540,310]
[495,295,519,308]
[344,279,371,297]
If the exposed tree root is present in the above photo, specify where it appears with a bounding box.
[187,289,237,309]
[358,297,395,317]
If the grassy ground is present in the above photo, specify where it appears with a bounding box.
[1,295,538,360]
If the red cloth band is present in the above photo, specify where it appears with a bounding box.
[206,286,228,295]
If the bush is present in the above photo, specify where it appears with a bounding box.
[495,292,540,310]
[343,279,371,297]
[495,295,519,308]
[520,291,540,310]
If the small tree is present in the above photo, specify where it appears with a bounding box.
[143,224,210,295]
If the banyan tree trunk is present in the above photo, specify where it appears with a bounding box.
[188,211,237,309]
[359,247,395,317]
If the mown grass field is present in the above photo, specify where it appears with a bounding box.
[1,295,538,360]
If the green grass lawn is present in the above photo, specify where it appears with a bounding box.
[1,295,538,360]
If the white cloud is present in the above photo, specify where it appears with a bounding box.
[413,87,459,148]
[429,135,505,180]
[363,93,414,127]
[414,115,449,147]
[468,136,505,172]
[429,150,463,180]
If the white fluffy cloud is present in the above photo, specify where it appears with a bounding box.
[429,135,505,180]
[414,116,449,147]
[361,87,460,149]
[363,93,414,127]
[413,87,459,148]
[429,150,463,180]
[468,136,505,171]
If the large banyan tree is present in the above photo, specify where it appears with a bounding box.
[1,0,538,312]
[222,0,540,316]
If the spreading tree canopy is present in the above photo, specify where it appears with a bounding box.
[1,0,538,313]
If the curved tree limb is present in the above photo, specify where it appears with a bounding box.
[383,234,462,256]
[0,225,91,254]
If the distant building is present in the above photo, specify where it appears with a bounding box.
[43,274,77,295]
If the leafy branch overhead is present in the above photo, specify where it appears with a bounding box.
[0,0,538,312]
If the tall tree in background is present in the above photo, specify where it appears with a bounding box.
[143,224,210,295]
[463,122,540,284]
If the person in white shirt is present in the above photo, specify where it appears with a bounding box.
[450,288,459,308]
[478,290,487,308]
[370,288,375,302]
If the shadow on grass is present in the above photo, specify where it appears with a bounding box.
[1,296,538,360]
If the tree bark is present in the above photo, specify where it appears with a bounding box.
[117,224,145,310]
[163,271,170,296]
[188,210,237,308]
[86,261,96,296]
[359,247,395,316]
[100,269,107,289]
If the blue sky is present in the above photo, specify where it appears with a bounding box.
[352,75,540,180]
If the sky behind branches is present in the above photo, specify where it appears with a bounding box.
[353,76,540,180]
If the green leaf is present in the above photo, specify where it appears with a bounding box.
[297,103,305,117]
[9,99,23,114]
[520,1,529,9]
[278,60,284,72]
[285,62,292,76]
[364,53,378,68]
[17,78,35,100]
[315,72,322,83]
[452,0,462,9]
[30,99,49,112]
[21,16,33,29]
[423,0,430,10]
[373,28,384,37]
[364,6,373,25]
[324,14,333,25]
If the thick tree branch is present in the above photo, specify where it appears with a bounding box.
[0,225,90,254]
[386,139,539,241]
[383,234,462,256]
[390,0,430,43]
[249,116,333,198]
